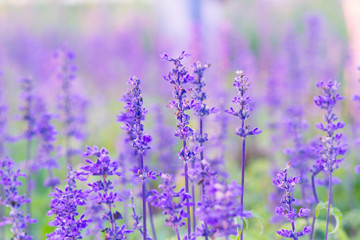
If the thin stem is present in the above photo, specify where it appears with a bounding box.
[140,153,147,240]
[191,160,196,232]
[240,120,246,240]
[324,172,333,240]
[148,202,157,240]
[199,117,209,240]
[309,170,321,240]
[25,138,32,234]
[64,133,72,166]
[175,228,181,240]
[184,158,191,238]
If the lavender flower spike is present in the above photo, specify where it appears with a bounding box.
[79,146,133,239]
[36,113,60,188]
[118,76,153,240]
[312,80,346,240]
[273,162,311,239]
[225,70,261,240]
[0,157,36,239]
[162,51,195,238]
[46,165,90,239]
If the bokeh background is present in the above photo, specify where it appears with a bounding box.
[1,0,360,239]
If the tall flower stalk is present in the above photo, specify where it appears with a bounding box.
[273,162,311,239]
[56,49,87,166]
[36,113,60,188]
[0,157,36,239]
[162,51,195,238]
[19,77,36,225]
[312,80,346,239]
[190,61,216,236]
[118,76,153,240]
[79,146,133,239]
[225,70,261,239]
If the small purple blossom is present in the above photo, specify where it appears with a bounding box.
[273,162,311,239]
[0,157,36,239]
[46,165,90,239]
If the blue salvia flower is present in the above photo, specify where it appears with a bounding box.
[79,146,133,239]
[0,157,36,239]
[56,49,88,166]
[147,173,191,240]
[162,51,195,238]
[36,113,60,188]
[46,165,90,239]
[273,162,311,239]
[195,180,252,239]
[117,76,154,240]
[225,70,261,240]
[311,80,347,240]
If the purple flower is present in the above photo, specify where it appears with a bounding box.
[225,70,261,138]
[19,78,37,141]
[273,162,311,239]
[147,173,191,235]
[55,48,88,166]
[79,146,133,239]
[36,113,60,188]
[195,180,251,238]
[162,51,195,238]
[312,80,346,173]
[0,157,36,239]
[46,165,90,239]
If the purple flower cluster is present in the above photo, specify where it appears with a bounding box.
[46,166,90,239]
[0,157,36,240]
[79,146,133,239]
[36,113,60,188]
[312,80,347,240]
[226,70,261,138]
[162,51,196,237]
[226,70,261,240]
[117,76,154,240]
[56,49,87,166]
[273,162,311,239]
[147,172,191,239]
[196,180,252,238]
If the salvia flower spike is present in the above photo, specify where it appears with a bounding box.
[0,157,36,240]
[273,162,311,239]
[46,165,90,239]
[225,70,261,240]
[118,76,154,240]
[79,146,133,239]
[162,51,195,238]
[312,80,346,240]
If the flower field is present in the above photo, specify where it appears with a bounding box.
[0,1,360,240]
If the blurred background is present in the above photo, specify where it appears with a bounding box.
[1,0,360,239]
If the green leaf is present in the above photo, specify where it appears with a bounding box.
[314,201,343,234]
[251,210,264,235]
